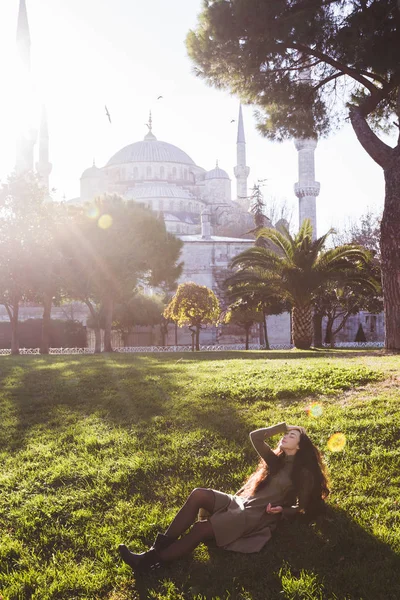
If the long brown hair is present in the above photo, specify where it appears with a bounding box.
[238,429,329,516]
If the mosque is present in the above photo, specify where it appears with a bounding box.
[8,0,383,348]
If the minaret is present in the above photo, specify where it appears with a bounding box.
[15,0,36,173]
[36,106,52,195]
[16,0,31,72]
[294,67,320,238]
[234,104,250,210]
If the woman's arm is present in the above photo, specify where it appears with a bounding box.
[249,422,287,466]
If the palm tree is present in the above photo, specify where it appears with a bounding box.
[229,220,376,350]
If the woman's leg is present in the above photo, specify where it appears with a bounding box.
[159,520,215,562]
[118,488,216,571]
[164,488,215,539]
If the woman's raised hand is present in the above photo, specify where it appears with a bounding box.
[266,503,283,514]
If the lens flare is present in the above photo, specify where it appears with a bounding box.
[98,214,113,229]
[327,432,346,452]
[308,403,323,418]
[86,205,100,219]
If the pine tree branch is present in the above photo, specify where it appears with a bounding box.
[284,42,379,93]
[349,107,394,168]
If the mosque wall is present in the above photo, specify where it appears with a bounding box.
[205,178,231,203]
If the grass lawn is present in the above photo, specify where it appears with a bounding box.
[0,350,399,600]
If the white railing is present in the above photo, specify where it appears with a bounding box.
[115,344,293,352]
[0,341,384,355]
[321,342,384,348]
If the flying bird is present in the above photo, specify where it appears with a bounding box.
[230,119,236,123]
[105,105,112,123]
[157,95,163,100]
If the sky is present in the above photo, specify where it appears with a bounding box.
[0,0,393,235]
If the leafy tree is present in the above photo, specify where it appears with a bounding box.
[187,0,400,350]
[28,203,68,354]
[334,210,381,258]
[230,219,374,349]
[250,184,269,235]
[224,270,288,349]
[112,293,165,346]
[0,172,46,354]
[164,282,220,351]
[61,196,182,353]
[221,300,264,349]
[313,270,383,347]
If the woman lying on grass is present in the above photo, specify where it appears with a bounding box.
[118,422,329,572]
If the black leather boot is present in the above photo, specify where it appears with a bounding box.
[118,545,162,572]
[151,533,175,552]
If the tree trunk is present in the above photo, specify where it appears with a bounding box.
[313,311,323,348]
[263,313,270,350]
[85,301,102,354]
[245,326,250,350]
[195,325,200,351]
[9,303,20,355]
[40,292,53,354]
[259,321,264,346]
[94,327,102,354]
[324,317,334,346]
[103,296,114,352]
[292,305,313,350]
[350,107,400,350]
[189,327,195,351]
[381,157,400,350]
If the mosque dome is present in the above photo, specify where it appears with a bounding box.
[205,164,230,180]
[81,163,101,179]
[107,131,196,167]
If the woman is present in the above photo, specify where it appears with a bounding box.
[118,422,329,571]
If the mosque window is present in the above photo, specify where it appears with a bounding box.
[159,199,164,211]
[170,200,174,211]
[160,166,165,179]
[184,169,188,180]
[172,167,177,179]
[177,224,181,233]
[365,315,377,333]
[188,202,192,213]
[180,201,184,211]
[133,167,138,178]
[146,166,152,178]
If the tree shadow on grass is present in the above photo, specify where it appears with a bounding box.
[0,354,255,454]
[0,355,189,453]
[160,349,382,361]
[134,506,400,600]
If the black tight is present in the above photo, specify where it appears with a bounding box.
[160,488,216,561]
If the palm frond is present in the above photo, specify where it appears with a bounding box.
[256,227,294,259]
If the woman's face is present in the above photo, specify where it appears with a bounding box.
[280,429,301,454]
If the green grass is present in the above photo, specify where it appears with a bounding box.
[0,350,399,600]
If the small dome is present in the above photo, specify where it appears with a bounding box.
[81,164,101,179]
[205,166,230,180]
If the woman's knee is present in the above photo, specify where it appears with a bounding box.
[188,488,214,511]
[188,487,208,503]
[191,520,214,542]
